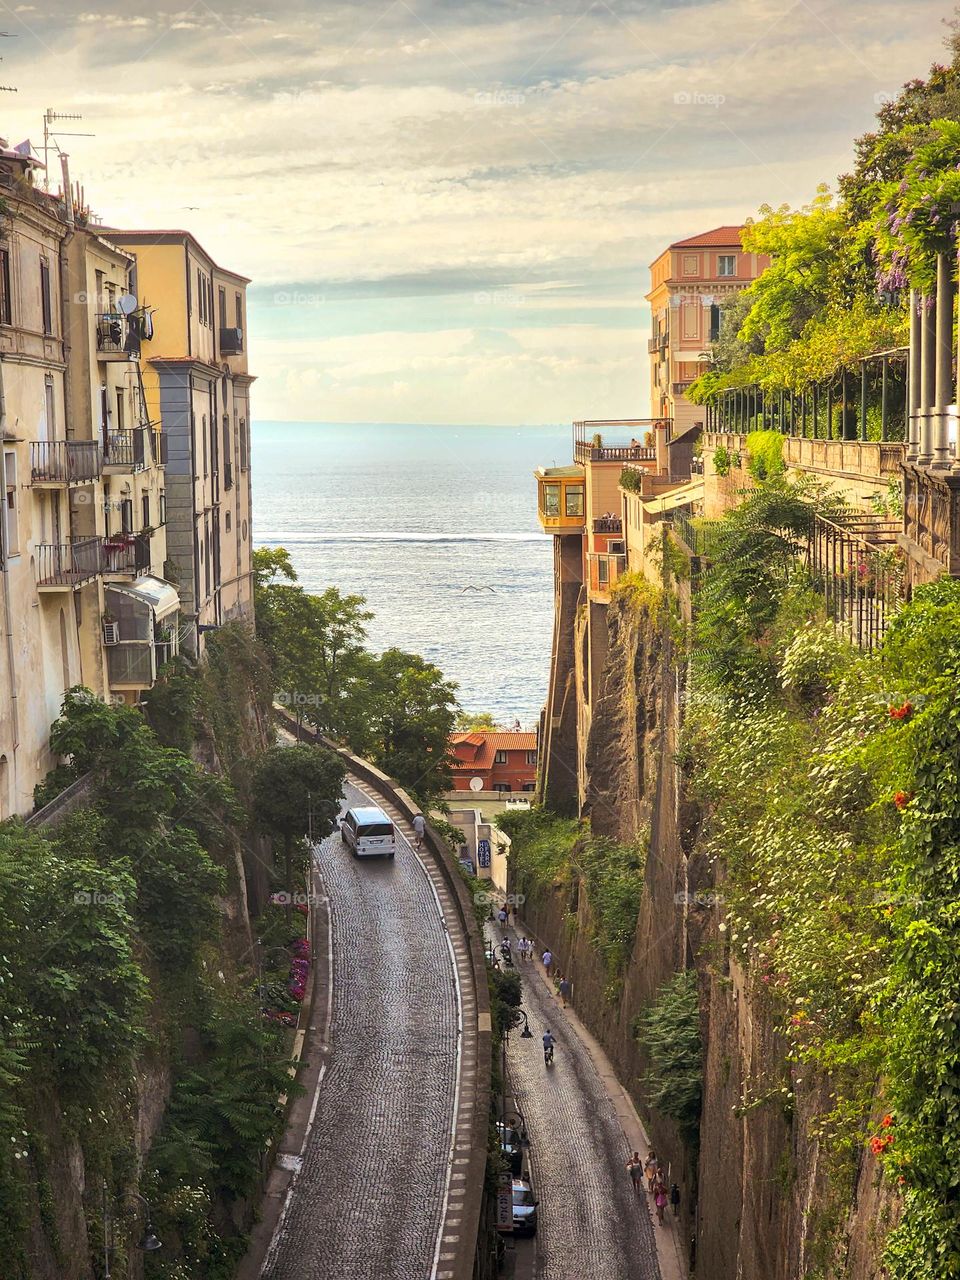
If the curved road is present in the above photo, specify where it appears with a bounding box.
[497,925,662,1280]
[262,781,463,1280]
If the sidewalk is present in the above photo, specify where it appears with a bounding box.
[510,918,688,1280]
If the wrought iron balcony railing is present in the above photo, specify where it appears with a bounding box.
[30,440,102,484]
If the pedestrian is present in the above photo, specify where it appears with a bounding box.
[500,900,511,921]
[517,936,529,961]
[541,948,553,975]
[644,1151,657,1196]
[655,1183,667,1225]
[412,812,426,848]
[670,1183,681,1218]
[558,976,571,1008]
[626,1151,644,1196]
[497,906,508,927]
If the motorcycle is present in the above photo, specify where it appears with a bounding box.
[543,1042,555,1067]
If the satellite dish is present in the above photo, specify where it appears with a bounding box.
[117,293,138,315]
[469,777,484,792]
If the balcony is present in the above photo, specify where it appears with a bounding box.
[648,337,660,354]
[96,313,139,359]
[36,537,102,589]
[30,440,102,485]
[103,427,147,473]
[219,327,243,355]
[102,532,151,579]
[593,516,622,534]
[573,419,670,464]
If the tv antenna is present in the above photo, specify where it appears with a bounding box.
[42,109,94,189]
[0,30,17,95]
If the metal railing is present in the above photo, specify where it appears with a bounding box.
[671,509,721,559]
[103,427,147,471]
[30,440,102,483]
[102,532,151,577]
[96,312,139,356]
[36,537,102,587]
[809,515,905,650]
[573,418,672,464]
[704,349,909,443]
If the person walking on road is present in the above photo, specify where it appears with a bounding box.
[497,905,508,927]
[670,1183,681,1218]
[517,936,530,961]
[644,1151,658,1197]
[626,1152,644,1196]
[655,1182,668,1225]
[412,813,426,848]
[542,948,553,975]
[558,976,571,1008]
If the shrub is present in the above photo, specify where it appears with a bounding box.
[634,971,703,1142]
[745,429,785,481]
[713,445,732,476]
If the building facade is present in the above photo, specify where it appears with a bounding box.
[450,730,538,793]
[646,226,768,433]
[104,230,254,656]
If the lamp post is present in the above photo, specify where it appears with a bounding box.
[133,1193,163,1252]
[102,1186,163,1276]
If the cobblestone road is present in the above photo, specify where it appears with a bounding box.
[495,926,662,1280]
[262,782,461,1280]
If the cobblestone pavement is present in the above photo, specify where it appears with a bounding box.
[492,926,662,1280]
[262,782,461,1280]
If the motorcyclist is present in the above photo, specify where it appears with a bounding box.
[542,1029,556,1064]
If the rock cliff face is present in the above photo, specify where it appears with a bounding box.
[520,596,896,1279]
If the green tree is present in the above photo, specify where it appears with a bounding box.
[455,710,498,731]
[361,648,458,806]
[251,745,345,910]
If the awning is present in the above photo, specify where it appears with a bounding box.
[105,575,180,620]
[643,479,704,514]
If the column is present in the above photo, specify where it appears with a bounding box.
[917,289,937,465]
[860,362,868,442]
[933,252,954,469]
[907,290,921,460]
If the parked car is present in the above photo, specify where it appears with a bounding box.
[509,1177,538,1236]
[497,1121,523,1176]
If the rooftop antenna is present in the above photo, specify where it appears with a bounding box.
[0,31,17,96]
[42,109,94,190]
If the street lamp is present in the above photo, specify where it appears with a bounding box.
[513,1007,534,1039]
[102,1188,162,1275]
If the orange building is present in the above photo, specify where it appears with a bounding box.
[450,731,538,794]
[646,226,769,433]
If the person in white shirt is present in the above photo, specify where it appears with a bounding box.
[412,813,426,847]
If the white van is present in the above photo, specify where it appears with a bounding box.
[340,806,396,858]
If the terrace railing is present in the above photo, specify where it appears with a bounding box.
[809,515,905,650]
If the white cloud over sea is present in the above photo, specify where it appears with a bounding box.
[4,0,949,423]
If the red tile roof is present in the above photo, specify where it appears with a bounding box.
[452,731,536,752]
[670,225,745,249]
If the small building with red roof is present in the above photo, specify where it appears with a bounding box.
[449,730,538,794]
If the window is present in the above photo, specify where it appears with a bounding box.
[598,557,609,585]
[522,783,536,792]
[120,498,133,534]
[717,254,736,277]
[44,379,55,438]
[200,413,208,477]
[239,417,248,472]
[218,286,227,330]
[115,387,124,430]
[493,783,512,793]
[3,451,18,556]
[543,483,560,517]
[141,493,150,528]
[225,511,232,531]
[709,303,721,343]
[95,269,104,307]
[0,248,11,325]
[222,415,232,489]
[40,259,52,335]
[197,269,204,324]
[526,751,537,766]
[565,484,584,518]
[494,750,508,764]
[159,490,166,526]
[235,292,242,329]
[682,253,699,276]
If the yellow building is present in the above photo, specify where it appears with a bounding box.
[104,229,254,655]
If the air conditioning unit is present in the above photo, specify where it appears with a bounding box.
[102,621,119,646]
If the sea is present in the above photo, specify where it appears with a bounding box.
[251,421,571,726]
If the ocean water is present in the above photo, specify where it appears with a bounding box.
[251,422,571,725]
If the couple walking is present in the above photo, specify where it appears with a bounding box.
[626,1150,680,1225]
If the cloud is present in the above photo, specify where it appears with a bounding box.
[5,0,947,422]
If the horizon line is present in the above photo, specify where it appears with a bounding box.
[251,418,570,429]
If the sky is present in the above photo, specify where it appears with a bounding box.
[2,0,950,424]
